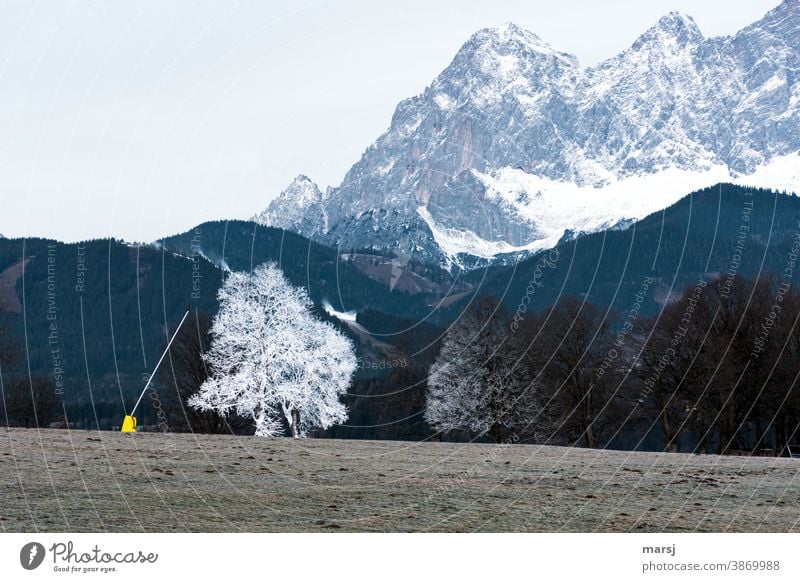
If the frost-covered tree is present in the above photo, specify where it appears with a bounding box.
[272,316,356,437]
[425,298,539,443]
[189,263,356,437]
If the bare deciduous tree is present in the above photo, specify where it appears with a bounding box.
[3,376,63,428]
[532,297,627,449]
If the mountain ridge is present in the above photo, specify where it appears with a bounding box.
[256,2,800,266]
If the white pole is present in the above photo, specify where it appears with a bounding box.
[130,306,192,417]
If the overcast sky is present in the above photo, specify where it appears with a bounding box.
[0,0,781,242]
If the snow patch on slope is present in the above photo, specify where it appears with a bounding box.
[734,153,800,193]
[417,206,555,260]
[475,164,733,234]
[420,155,800,260]
[322,301,357,322]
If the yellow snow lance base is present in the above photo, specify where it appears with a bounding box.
[121,415,137,433]
[120,307,191,436]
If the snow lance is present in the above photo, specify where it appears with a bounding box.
[121,306,192,433]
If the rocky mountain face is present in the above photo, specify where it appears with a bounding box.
[256,0,800,265]
[252,175,327,239]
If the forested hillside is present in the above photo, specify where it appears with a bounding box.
[473,184,800,317]
[2,184,800,443]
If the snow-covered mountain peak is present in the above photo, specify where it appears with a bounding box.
[253,175,326,237]
[456,22,579,73]
[773,0,799,15]
[430,22,578,112]
[472,22,574,60]
[284,175,323,207]
[257,4,800,267]
[650,11,701,39]
[629,11,703,56]
[487,21,533,40]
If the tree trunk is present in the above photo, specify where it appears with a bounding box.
[253,404,268,437]
[775,417,786,456]
[718,416,735,455]
[585,428,596,449]
[567,428,577,447]
[290,409,300,438]
[662,413,679,453]
[721,404,744,455]
[584,386,596,449]
[690,409,711,454]
[489,423,503,444]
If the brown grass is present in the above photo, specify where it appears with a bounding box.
[2,427,799,532]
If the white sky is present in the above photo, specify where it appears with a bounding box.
[0,0,781,242]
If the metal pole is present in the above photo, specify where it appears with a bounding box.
[130,306,191,417]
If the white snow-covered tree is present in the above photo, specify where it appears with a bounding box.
[272,316,356,437]
[189,263,356,437]
[425,298,539,443]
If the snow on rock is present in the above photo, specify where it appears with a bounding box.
[253,175,327,238]
[417,207,532,260]
[257,1,800,265]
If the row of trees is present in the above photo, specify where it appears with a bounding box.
[1,376,63,428]
[426,274,800,455]
[425,295,623,447]
[638,274,800,455]
[1,297,64,428]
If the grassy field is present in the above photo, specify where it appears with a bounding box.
[2,427,799,532]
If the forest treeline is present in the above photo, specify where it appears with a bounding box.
[7,269,798,456]
[424,273,800,455]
